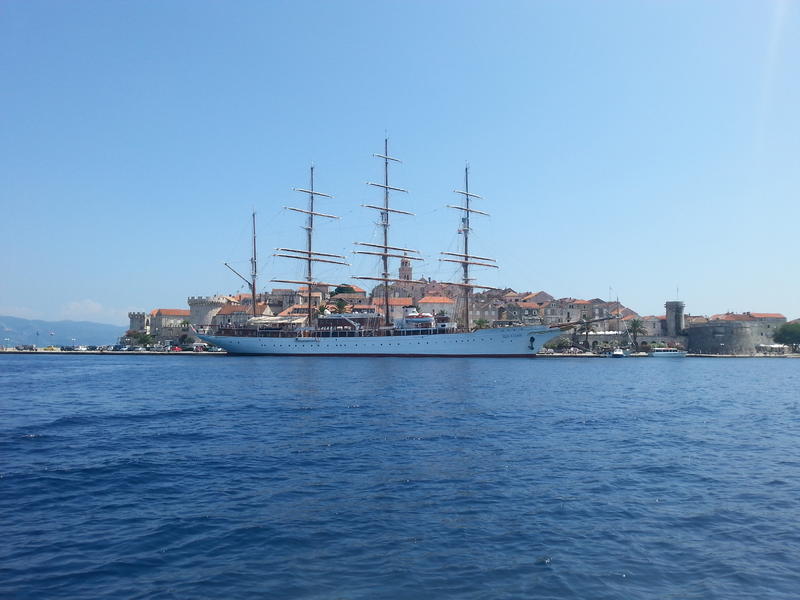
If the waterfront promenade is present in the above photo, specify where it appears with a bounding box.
[2,349,798,358]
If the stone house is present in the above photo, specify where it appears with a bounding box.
[504,301,545,324]
[418,296,456,319]
[372,297,414,322]
[211,303,272,328]
[468,299,504,324]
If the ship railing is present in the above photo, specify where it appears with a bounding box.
[209,324,493,339]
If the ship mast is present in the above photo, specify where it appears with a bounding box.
[272,166,348,331]
[224,210,260,318]
[353,138,422,328]
[440,166,498,330]
[251,211,258,316]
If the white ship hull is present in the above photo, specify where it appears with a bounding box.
[199,325,563,357]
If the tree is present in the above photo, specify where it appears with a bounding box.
[473,318,489,330]
[774,323,800,351]
[627,319,647,351]
[132,332,155,346]
[333,298,348,314]
[544,335,571,350]
[333,285,356,296]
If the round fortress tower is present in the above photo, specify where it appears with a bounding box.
[188,296,228,326]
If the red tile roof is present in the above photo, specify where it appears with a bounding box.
[277,304,311,317]
[710,312,785,322]
[710,313,753,321]
[419,296,455,304]
[151,309,190,317]
[217,303,269,316]
[521,291,553,302]
[337,284,366,293]
[515,302,543,309]
[373,297,414,306]
[298,286,329,292]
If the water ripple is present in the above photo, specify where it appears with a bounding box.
[1,355,800,599]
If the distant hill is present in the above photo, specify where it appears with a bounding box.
[0,316,127,347]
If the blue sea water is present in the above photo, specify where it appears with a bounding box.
[1,354,799,599]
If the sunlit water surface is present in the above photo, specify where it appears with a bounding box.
[2,355,799,599]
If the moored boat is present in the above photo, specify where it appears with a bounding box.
[197,140,573,357]
[648,347,687,357]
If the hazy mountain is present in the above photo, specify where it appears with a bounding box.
[0,316,127,347]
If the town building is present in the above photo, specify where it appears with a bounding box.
[211,302,272,328]
[328,284,368,305]
[371,256,456,304]
[503,301,545,324]
[372,297,414,322]
[468,298,505,325]
[148,308,192,342]
[418,296,456,319]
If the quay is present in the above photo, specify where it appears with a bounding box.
[2,349,797,358]
[0,349,227,356]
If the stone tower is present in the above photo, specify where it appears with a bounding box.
[188,295,227,326]
[128,312,147,333]
[665,301,685,338]
[399,254,412,281]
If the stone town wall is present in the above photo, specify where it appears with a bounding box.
[584,332,687,349]
[687,320,783,355]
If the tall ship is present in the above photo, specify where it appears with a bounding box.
[197,141,571,357]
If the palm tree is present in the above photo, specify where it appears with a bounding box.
[627,319,647,351]
[473,318,489,330]
[333,298,348,314]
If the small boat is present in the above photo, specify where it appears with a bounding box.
[612,348,626,358]
[648,347,687,357]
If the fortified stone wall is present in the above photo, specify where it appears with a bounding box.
[586,333,687,348]
[687,321,782,355]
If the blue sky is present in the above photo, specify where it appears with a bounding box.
[1,1,798,325]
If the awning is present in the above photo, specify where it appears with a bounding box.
[247,316,307,325]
